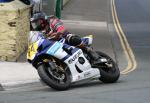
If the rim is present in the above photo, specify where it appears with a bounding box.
[97,56,116,73]
[45,64,68,85]
[103,58,116,73]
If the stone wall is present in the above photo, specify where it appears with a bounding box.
[0,0,31,61]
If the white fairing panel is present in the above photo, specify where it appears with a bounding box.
[64,50,100,82]
[46,37,100,83]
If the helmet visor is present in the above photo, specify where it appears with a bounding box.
[31,19,45,31]
[31,20,41,30]
[31,22,38,30]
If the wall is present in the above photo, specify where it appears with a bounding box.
[0,0,31,61]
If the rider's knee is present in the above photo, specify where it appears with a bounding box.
[67,35,82,46]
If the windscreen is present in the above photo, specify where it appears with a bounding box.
[28,31,43,44]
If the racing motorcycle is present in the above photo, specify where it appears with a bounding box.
[27,31,120,90]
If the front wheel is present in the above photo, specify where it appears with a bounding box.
[96,51,120,83]
[37,62,71,91]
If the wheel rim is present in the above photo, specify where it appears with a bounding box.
[44,64,69,85]
[104,58,116,73]
[98,55,117,73]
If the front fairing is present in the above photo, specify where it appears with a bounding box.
[27,38,44,62]
[27,38,66,64]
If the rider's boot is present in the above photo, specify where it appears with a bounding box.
[85,47,101,66]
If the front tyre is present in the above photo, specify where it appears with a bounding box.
[96,51,120,83]
[37,63,71,91]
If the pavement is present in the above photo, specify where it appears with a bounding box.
[0,62,40,90]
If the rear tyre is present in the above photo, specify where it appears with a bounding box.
[37,63,71,91]
[96,51,120,83]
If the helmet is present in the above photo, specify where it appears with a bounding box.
[30,12,48,31]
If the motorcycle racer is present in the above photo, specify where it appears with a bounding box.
[30,12,101,66]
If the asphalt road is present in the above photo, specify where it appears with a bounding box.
[0,0,150,103]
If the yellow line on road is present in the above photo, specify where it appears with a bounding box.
[111,0,137,74]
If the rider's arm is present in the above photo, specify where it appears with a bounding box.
[48,17,67,39]
[47,31,63,40]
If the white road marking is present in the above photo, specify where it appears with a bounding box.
[62,20,107,29]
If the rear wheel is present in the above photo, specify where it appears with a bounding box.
[37,61,71,91]
[96,51,120,83]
